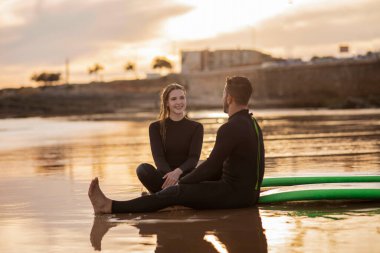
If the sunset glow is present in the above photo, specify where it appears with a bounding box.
[166,0,299,40]
[0,0,379,87]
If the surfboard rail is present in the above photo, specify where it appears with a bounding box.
[259,188,380,204]
[262,175,380,187]
[259,182,380,203]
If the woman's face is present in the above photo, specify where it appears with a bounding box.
[167,89,186,116]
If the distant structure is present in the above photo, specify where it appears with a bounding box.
[146,73,161,79]
[181,49,276,73]
[65,58,70,84]
[339,45,350,53]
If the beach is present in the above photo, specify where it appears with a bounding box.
[0,108,380,253]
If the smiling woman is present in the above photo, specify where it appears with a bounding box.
[135,83,204,194]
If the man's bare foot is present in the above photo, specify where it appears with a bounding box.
[90,216,117,251]
[88,177,112,214]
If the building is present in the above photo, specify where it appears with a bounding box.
[181,49,275,73]
[145,73,161,79]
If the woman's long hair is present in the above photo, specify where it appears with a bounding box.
[158,83,186,147]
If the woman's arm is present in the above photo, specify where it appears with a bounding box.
[149,122,171,174]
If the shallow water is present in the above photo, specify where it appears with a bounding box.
[0,109,379,253]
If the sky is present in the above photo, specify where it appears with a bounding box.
[0,0,379,88]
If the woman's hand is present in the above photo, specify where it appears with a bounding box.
[162,168,183,189]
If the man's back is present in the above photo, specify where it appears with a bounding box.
[179,109,265,197]
[220,110,265,190]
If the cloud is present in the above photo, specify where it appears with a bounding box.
[2,0,380,87]
[0,0,191,65]
[255,0,380,47]
[176,0,380,56]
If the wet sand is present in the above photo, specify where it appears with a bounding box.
[0,108,379,252]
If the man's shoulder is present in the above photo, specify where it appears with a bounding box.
[217,120,233,134]
[218,114,252,133]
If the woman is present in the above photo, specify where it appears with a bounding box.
[136,83,203,193]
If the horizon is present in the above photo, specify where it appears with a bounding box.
[1,0,380,88]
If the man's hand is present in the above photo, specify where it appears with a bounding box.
[162,168,183,189]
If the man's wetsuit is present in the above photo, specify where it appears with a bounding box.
[112,109,265,212]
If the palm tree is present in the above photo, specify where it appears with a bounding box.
[152,57,173,74]
[88,63,104,82]
[124,62,138,79]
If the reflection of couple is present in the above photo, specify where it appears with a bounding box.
[89,76,265,214]
[90,208,267,252]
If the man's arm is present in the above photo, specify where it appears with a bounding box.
[179,123,236,184]
[178,123,204,173]
[149,123,171,174]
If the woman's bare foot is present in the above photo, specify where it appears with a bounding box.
[88,177,112,214]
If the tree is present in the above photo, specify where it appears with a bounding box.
[88,63,104,82]
[124,62,135,71]
[152,57,173,74]
[124,61,138,79]
[310,56,320,62]
[31,72,61,86]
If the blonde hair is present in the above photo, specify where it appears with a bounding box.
[158,83,186,147]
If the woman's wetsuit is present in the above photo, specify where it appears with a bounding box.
[136,117,203,193]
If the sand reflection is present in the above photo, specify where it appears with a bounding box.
[260,201,380,253]
[90,208,267,253]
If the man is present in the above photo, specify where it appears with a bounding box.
[88,76,265,213]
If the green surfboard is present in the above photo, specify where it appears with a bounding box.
[259,183,380,204]
[262,175,380,187]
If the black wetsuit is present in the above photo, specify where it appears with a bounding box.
[113,109,265,212]
[136,117,203,193]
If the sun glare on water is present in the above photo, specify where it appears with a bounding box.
[204,233,228,253]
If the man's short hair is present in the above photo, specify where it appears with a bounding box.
[225,76,253,105]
